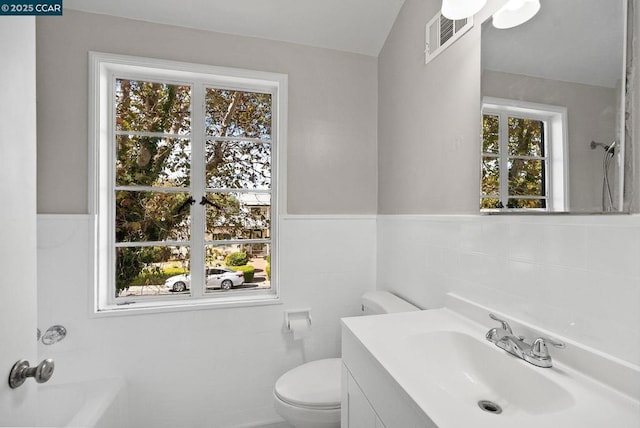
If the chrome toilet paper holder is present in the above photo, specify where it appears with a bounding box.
[284,309,312,330]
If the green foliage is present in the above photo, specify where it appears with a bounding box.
[225,251,249,266]
[265,254,271,280]
[128,266,187,287]
[205,89,273,189]
[507,117,544,207]
[229,265,255,283]
[205,247,225,266]
[163,267,188,276]
[116,247,173,292]
[481,114,545,210]
[114,79,272,294]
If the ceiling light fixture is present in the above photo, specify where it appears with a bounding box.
[492,0,541,29]
[441,0,487,20]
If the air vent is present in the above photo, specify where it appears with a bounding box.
[425,11,473,64]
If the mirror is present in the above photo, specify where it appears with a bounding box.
[481,0,632,213]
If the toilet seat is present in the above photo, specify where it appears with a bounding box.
[274,358,341,410]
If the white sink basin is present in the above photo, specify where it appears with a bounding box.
[401,330,574,415]
[342,303,640,428]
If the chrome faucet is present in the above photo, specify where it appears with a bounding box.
[485,313,565,368]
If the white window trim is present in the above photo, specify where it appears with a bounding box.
[481,96,569,212]
[88,52,287,316]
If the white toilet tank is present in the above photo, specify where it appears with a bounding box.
[360,290,420,315]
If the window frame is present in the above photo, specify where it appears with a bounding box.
[89,52,287,315]
[481,97,568,213]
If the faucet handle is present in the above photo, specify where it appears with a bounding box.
[531,337,566,358]
[489,313,513,334]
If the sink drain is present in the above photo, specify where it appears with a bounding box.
[478,400,502,414]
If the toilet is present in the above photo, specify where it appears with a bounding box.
[273,291,420,428]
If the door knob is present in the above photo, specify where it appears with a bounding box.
[8,359,55,389]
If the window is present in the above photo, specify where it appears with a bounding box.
[90,52,286,313]
[481,97,568,212]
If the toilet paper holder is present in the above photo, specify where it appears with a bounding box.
[284,309,312,330]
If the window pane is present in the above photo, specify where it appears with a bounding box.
[480,198,502,209]
[116,245,190,297]
[482,114,500,154]
[205,140,271,190]
[481,156,500,196]
[204,192,271,240]
[115,79,191,134]
[507,199,546,209]
[507,117,544,157]
[205,88,272,139]
[508,159,545,196]
[204,243,271,294]
[116,135,191,187]
[116,191,191,243]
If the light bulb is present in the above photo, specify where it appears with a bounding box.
[441,0,487,20]
[506,0,525,11]
[493,0,540,29]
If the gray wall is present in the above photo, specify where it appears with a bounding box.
[377,0,481,214]
[36,10,378,215]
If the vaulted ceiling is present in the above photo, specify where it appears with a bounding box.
[64,0,406,56]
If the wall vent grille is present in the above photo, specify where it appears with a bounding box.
[425,12,473,64]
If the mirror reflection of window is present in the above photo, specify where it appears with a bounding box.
[481,114,546,209]
[481,98,568,212]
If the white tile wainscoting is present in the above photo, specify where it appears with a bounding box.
[37,214,376,428]
[36,213,639,427]
[377,214,640,366]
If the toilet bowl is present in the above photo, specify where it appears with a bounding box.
[273,358,341,428]
[274,291,420,428]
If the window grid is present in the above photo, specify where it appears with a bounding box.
[112,81,274,300]
[481,111,549,210]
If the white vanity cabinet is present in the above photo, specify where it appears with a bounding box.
[342,367,386,428]
[341,327,437,428]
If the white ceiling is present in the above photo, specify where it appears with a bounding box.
[64,0,406,56]
[482,0,625,88]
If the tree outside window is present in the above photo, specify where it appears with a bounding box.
[481,112,548,210]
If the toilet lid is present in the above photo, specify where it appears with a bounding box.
[274,358,342,410]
